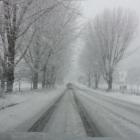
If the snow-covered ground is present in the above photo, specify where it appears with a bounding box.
[96,90,140,105]
[1,82,140,138]
[0,86,64,132]
[13,81,42,91]
[75,85,140,138]
[75,83,140,105]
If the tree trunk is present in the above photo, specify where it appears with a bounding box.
[1,78,5,96]
[33,72,38,89]
[87,72,92,88]
[42,65,46,88]
[1,79,5,91]
[52,76,56,88]
[6,41,15,93]
[6,55,15,93]
[30,78,33,90]
[107,74,113,91]
[4,1,17,93]
[46,80,49,88]
[94,73,100,89]
[18,80,21,92]
[0,47,7,93]
[1,70,6,92]
[95,79,99,89]
[6,79,14,93]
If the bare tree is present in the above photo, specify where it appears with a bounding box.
[0,0,63,92]
[80,25,102,89]
[23,1,78,89]
[40,2,79,88]
[90,8,138,90]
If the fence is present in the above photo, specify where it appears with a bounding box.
[99,84,140,96]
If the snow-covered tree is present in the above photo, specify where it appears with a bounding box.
[86,8,138,90]
[0,0,79,92]
[23,1,79,89]
[0,0,64,92]
[80,25,102,88]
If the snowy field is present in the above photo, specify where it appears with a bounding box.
[13,81,42,92]
[0,86,64,132]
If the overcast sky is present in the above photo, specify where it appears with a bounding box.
[81,0,140,18]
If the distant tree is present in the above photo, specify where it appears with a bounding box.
[40,2,79,88]
[0,0,63,92]
[80,25,102,89]
[24,1,78,89]
[89,8,138,90]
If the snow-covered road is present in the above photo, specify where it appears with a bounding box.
[43,89,86,136]
[1,85,140,139]
[75,87,140,138]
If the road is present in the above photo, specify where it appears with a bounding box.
[29,89,88,136]
[28,85,140,138]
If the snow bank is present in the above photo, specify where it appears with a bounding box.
[97,90,140,105]
[0,86,64,132]
[75,83,140,105]
[0,89,51,110]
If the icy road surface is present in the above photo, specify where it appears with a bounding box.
[43,89,86,136]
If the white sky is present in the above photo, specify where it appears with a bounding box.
[81,0,140,19]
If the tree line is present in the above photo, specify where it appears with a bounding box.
[0,0,78,93]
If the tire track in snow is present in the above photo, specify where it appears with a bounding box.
[73,90,102,137]
[28,91,65,132]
